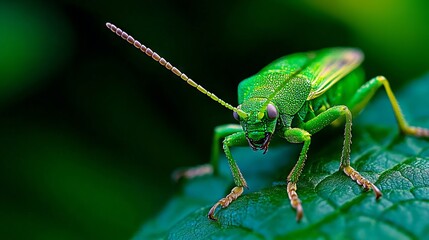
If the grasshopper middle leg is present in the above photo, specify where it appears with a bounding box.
[287,105,382,221]
[303,105,382,197]
[172,124,242,180]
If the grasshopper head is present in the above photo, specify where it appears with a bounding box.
[233,99,279,153]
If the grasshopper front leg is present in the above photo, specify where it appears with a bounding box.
[283,128,312,221]
[208,131,248,220]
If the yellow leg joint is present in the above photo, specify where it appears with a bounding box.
[208,186,244,221]
[343,166,382,199]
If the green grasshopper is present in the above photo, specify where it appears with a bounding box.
[106,22,429,221]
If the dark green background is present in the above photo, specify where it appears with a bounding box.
[1,0,429,239]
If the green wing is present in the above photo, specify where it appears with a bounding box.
[305,48,363,100]
[238,48,363,110]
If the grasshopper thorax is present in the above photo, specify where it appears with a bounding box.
[234,98,279,153]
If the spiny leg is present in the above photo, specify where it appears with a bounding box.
[301,105,382,199]
[210,124,244,175]
[172,124,242,180]
[283,128,312,221]
[348,76,429,137]
[208,131,248,220]
[336,106,382,199]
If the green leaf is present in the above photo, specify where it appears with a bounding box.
[134,74,429,239]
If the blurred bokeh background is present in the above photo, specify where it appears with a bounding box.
[1,0,429,239]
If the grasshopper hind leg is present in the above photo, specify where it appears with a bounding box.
[172,164,213,181]
[348,76,429,138]
[338,75,429,199]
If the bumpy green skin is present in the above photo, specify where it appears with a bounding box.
[212,48,367,186]
[105,23,426,221]
[209,47,425,220]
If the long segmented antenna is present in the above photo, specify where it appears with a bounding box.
[106,22,248,118]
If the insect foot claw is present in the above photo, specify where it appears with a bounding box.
[207,186,244,221]
[172,164,213,181]
[407,126,429,138]
[208,202,220,221]
[287,182,304,222]
[343,166,382,199]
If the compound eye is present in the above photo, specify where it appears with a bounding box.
[267,103,278,119]
[233,105,242,121]
[233,111,240,121]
